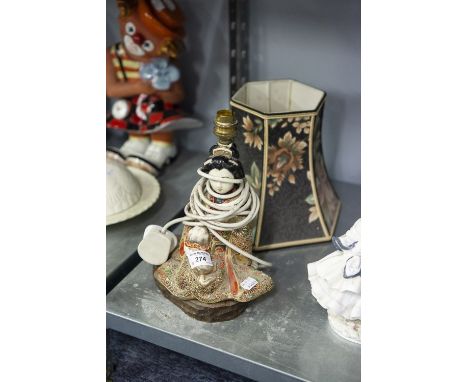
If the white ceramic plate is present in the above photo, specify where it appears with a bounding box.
[106,167,160,226]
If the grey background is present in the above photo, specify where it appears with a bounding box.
[106,0,361,185]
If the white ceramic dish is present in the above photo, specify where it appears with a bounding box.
[106,159,160,225]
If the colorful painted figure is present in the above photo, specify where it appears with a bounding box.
[106,0,201,174]
[155,150,274,304]
[138,110,274,310]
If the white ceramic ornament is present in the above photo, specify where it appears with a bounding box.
[106,158,160,225]
[307,218,361,344]
[138,225,178,265]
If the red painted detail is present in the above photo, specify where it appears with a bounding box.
[226,257,238,295]
[148,112,164,125]
[132,33,144,45]
[129,114,141,124]
[179,240,185,256]
[107,119,127,129]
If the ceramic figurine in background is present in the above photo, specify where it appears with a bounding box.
[106,0,201,175]
[307,219,361,344]
[137,110,274,322]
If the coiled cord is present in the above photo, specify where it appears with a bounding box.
[162,168,272,267]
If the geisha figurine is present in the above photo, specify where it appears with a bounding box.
[138,110,273,321]
[307,219,361,343]
[106,0,201,174]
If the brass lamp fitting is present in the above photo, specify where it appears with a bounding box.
[213,109,237,146]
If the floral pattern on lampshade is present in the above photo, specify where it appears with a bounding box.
[266,131,307,197]
[231,80,340,248]
[242,115,314,221]
[234,108,327,247]
[242,115,263,150]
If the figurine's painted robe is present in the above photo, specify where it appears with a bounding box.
[155,193,273,303]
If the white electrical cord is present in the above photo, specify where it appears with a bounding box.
[161,168,272,268]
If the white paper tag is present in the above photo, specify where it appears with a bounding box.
[185,247,213,269]
[240,277,258,291]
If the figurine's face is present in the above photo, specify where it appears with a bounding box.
[208,168,235,194]
[119,15,162,61]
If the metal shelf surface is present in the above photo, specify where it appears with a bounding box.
[106,181,360,382]
[106,150,207,292]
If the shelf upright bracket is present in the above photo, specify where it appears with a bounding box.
[229,0,249,96]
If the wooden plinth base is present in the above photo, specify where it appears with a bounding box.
[154,277,248,322]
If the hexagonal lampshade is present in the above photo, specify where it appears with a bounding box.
[231,80,341,250]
